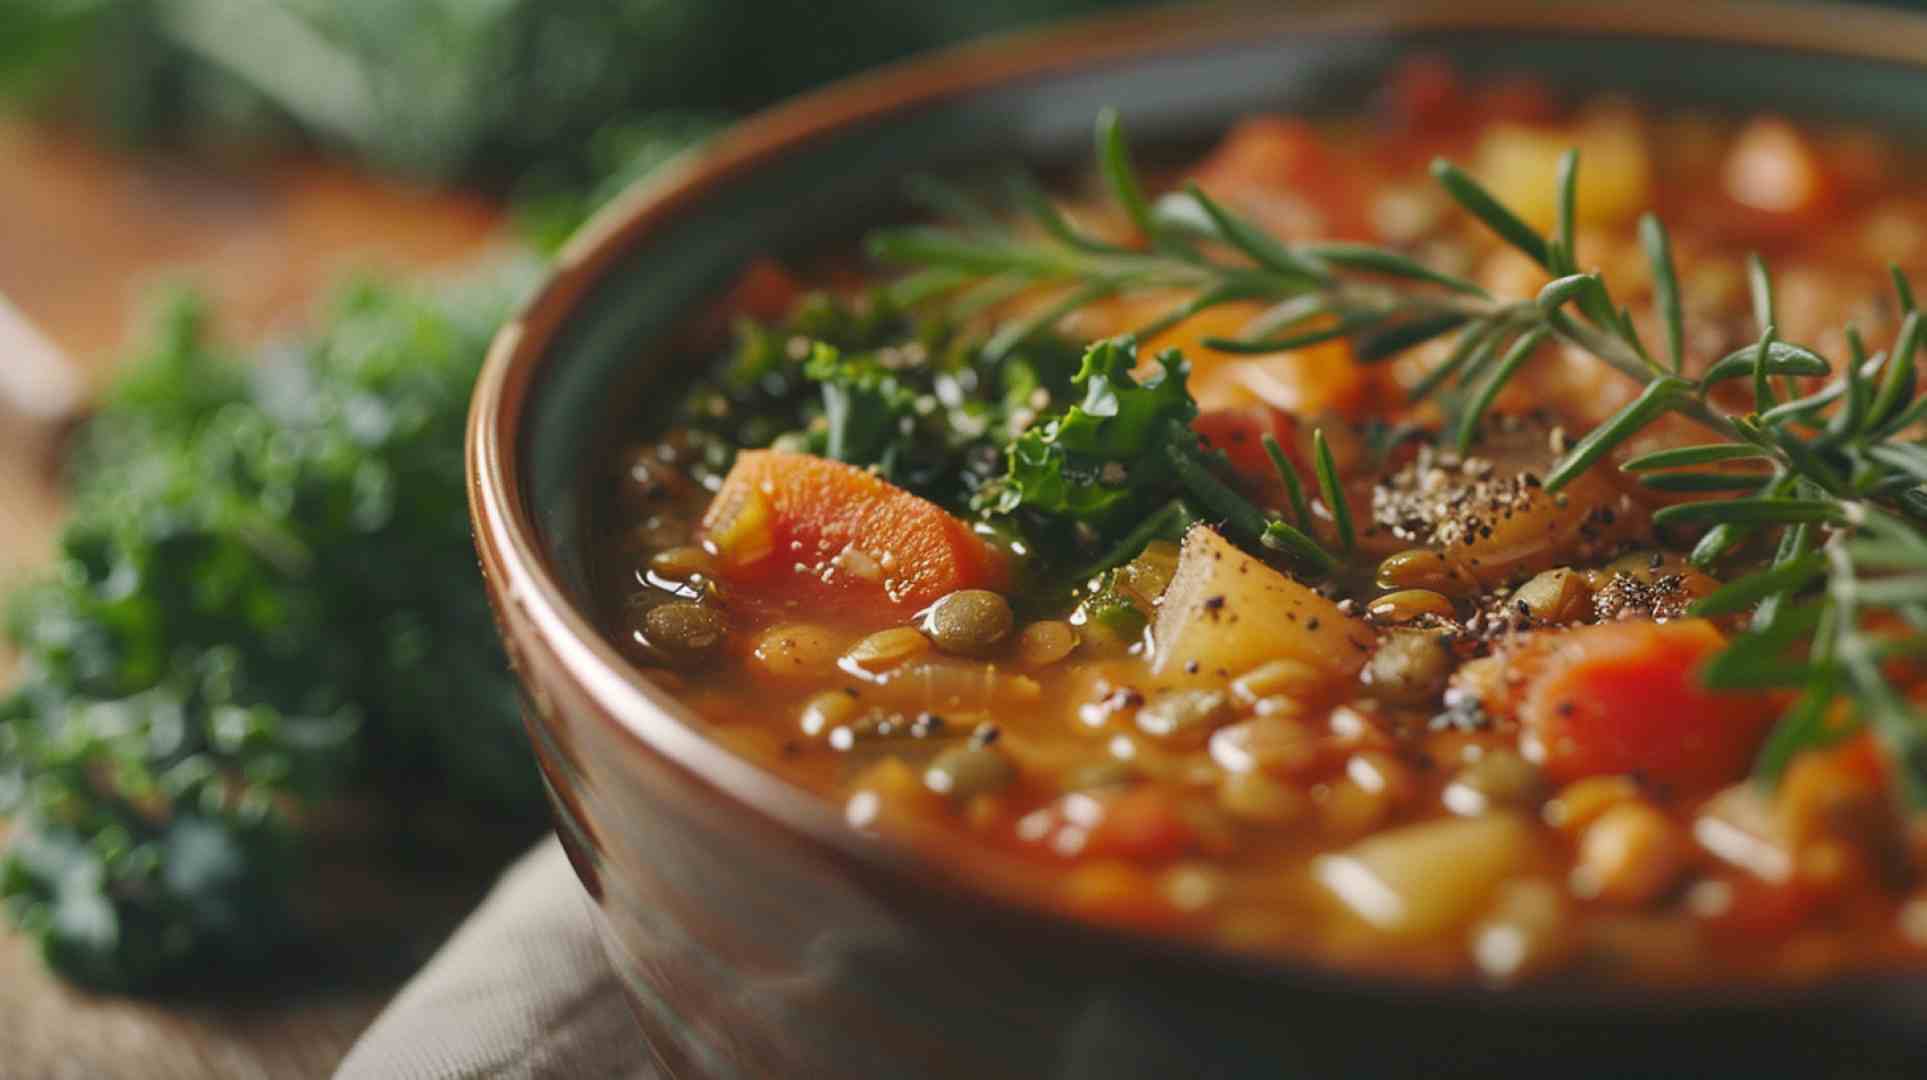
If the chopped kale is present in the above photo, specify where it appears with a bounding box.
[803,344,925,471]
[978,337,1197,527]
[0,261,546,990]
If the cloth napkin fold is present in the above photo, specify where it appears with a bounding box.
[334,837,657,1079]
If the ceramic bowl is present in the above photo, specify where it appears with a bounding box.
[468,2,1927,1075]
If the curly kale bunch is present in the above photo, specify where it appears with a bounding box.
[675,283,1092,517]
[0,260,545,990]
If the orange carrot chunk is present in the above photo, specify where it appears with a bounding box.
[700,450,1002,620]
[1520,619,1776,794]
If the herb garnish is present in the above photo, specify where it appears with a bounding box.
[976,336,1336,576]
[868,109,1927,804]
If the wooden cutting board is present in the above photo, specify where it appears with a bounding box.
[0,117,513,1080]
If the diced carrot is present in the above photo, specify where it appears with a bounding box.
[1188,116,1371,241]
[700,451,1002,621]
[1191,116,1327,190]
[1225,345,1372,419]
[1817,731,1888,788]
[1138,300,1264,375]
[1776,731,1894,858]
[1518,619,1777,795]
[1100,296,1371,418]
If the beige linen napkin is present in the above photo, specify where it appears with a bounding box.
[335,837,657,1079]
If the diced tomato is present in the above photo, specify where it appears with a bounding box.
[700,451,1003,621]
[724,258,801,323]
[1083,786,1198,863]
[1519,619,1777,795]
[1382,58,1555,135]
[1695,872,1820,939]
[1016,786,1196,865]
[1384,55,1472,133]
[1192,406,1301,498]
[693,259,802,341]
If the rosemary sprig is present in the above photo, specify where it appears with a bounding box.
[1313,428,1356,555]
[870,109,1927,803]
[869,111,1760,487]
[1262,432,1314,532]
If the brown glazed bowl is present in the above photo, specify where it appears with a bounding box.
[469,2,1927,1075]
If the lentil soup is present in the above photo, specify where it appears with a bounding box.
[591,61,1927,986]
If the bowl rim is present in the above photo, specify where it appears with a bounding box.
[469,0,1927,1010]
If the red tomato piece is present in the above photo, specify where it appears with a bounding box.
[1695,873,1820,940]
[1193,406,1301,497]
[1384,55,1471,133]
[1016,786,1197,865]
[1083,786,1198,863]
[725,258,801,323]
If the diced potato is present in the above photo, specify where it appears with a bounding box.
[1151,525,1376,686]
[1475,119,1652,232]
[1370,420,1650,595]
[1572,802,1689,906]
[1375,466,1646,594]
[1314,814,1535,937]
[1512,568,1590,624]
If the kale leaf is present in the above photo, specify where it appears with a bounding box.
[980,336,1196,526]
[972,335,1328,577]
[0,260,546,990]
[803,344,924,470]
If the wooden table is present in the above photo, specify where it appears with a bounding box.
[0,118,516,1079]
